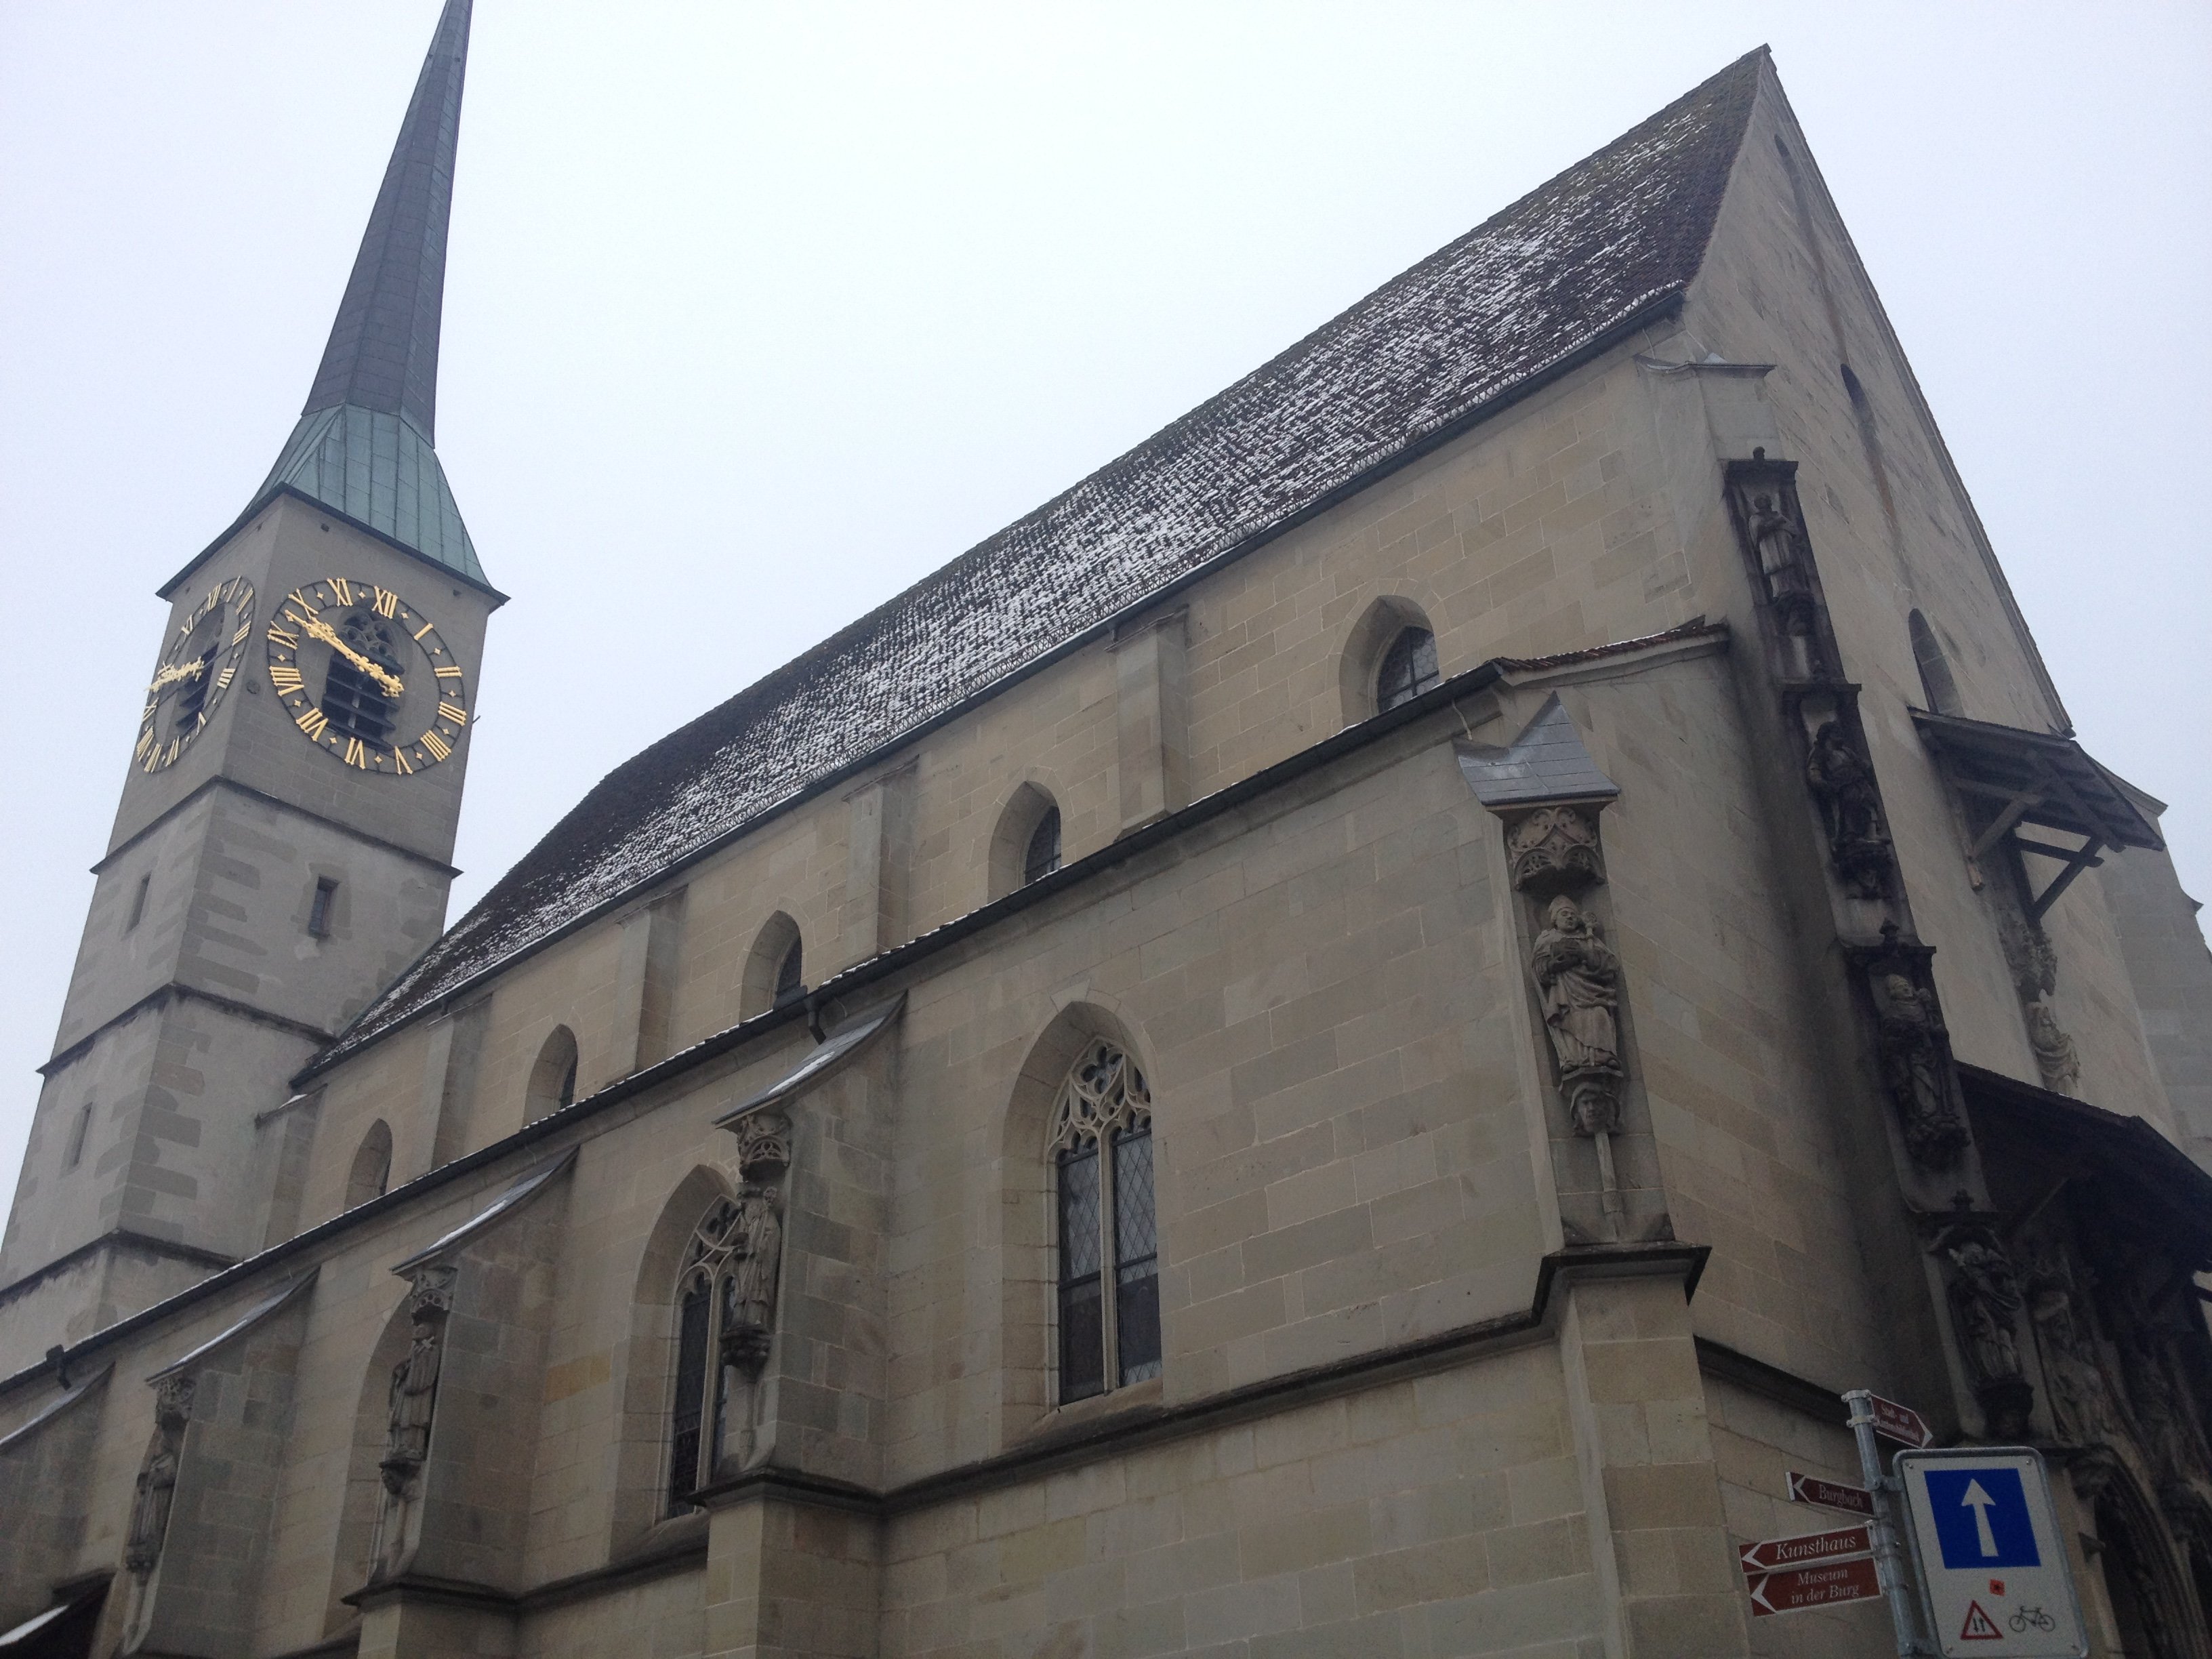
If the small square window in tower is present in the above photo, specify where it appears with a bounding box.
[307,877,339,939]
[1376,627,1439,712]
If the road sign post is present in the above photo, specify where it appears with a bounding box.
[1843,1389,1933,1657]
[1894,1448,2087,1658]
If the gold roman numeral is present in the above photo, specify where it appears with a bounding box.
[269,665,304,693]
[344,737,369,769]
[216,666,234,690]
[371,586,398,618]
[419,729,451,762]
[162,739,180,766]
[390,747,414,775]
[434,664,464,680]
[328,577,352,606]
[436,702,467,726]
[413,619,436,642]
[134,731,154,759]
[268,622,300,649]
[294,706,330,740]
[286,590,319,617]
[232,622,251,646]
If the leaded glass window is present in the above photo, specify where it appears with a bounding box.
[1050,1041,1160,1401]
[1376,626,1440,712]
[666,1199,742,1511]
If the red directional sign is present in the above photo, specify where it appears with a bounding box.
[1870,1393,1934,1448]
[1787,1471,1876,1517]
[1739,1523,1873,1574]
[1745,1556,1884,1616]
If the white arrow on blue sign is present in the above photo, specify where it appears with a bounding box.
[1896,1448,2087,1658]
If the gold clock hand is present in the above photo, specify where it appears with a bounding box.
[145,658,209,697]
[298,613,405,697]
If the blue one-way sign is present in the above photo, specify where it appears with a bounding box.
[1897,1449,2086,1658]
[1923,1466,2040,1569]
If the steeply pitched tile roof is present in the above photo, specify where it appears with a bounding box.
[310,49,1765,1071]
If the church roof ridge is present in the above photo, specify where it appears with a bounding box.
[316,47,1768,1068]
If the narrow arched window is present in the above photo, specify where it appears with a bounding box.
[345,1120,393,1209]
[1051,1041,1160,1401]
[1908,610,1962,716]
[775,936,804,1006]
[667,1199,743,1511]
[526,1026,579,1120]
[1376,627,1439,712]
[1023,806,1062,886]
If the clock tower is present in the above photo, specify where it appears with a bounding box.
[0,0,499,1364]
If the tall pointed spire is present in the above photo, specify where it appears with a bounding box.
[249,0,487,586]
[302,0,471,441]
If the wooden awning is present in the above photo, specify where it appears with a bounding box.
[1912,710,2162,920]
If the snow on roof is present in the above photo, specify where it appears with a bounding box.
[312,51,1763,1072]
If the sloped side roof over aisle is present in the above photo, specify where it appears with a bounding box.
[312,49,1767,1070]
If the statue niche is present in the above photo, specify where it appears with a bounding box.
[1929,1202,2034,1440]
[1530,893,1625,1138]
[368,1264,455,1579]
[1805,718,1894,900]
[125,1374,194,1577]
[1867,962,1971,1170]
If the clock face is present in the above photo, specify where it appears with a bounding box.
[136,576,256,773]
[263,576,470,775]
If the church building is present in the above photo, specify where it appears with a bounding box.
[4,5,2211,1656]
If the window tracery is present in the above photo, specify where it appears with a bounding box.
[1050,1041,1160,1401]
[667,1197,741,1510]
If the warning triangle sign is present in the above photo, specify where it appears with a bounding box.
[1959,1600,2003,1640]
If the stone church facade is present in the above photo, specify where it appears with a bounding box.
[4,7,2210,1657]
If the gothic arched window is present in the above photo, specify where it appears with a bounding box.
[525,1026,579,1120]
[1908,610,1963,716]
[1023,806,1063,886]
[667,1199,743,1511]
[775,935,804,1006]
[1051,1041,1160,1402]
[1376,626,1439,712]
[345,1120,393,1209]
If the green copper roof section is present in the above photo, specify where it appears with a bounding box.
[258,404,484,582]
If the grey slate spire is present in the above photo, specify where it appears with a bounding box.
[253,0,487,583]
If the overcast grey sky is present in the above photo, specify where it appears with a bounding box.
[3,2,2208,1204]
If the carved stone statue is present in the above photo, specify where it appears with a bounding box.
[1874,974,1969,1168]
[378,1268,453,1497]
[1531,894,1625,1136]
[125,1375,194,1576]
[720,1183,783,1371]
[1933,1208,2032,1437]
[1506,806,1603,897]
[2027,1254,2121,1446]
[1805,720,1891,899]
[1744,491,1814,616]
[2025,1001,2082,1094]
